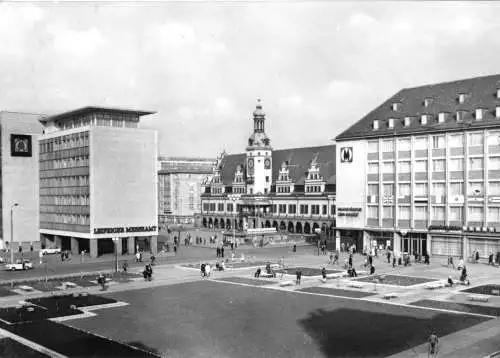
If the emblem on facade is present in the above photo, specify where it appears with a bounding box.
[340,147,353,163]
[11,134,32,157]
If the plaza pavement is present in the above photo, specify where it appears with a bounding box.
[0,248,499,357]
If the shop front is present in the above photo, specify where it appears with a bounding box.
[467,236,500,259]
[338,229,363,252]
[401,232,428,256]
[367,230,393,251]
[431,234,463,257]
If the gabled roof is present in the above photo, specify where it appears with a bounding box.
[39,106,155,123]
[336,74,500,141]
[217,145,336,186]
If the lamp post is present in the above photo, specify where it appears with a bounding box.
[10,203,18,264]
[112,237,119,273]
[231,195,238,247]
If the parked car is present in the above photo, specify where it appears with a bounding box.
[41,247,61,255]
[6,260,33,271]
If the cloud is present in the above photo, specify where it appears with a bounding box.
[348,12,377,28]
[0,4,44,56]
[278,95,303,109]
[48,25,107,57]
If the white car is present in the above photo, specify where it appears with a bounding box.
[6,260,33,271]
[41,248,61,255]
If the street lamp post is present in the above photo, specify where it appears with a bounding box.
[231,196,237,247]
[10,203,18,264]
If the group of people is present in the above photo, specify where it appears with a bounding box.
[216,245,225,258]
[143,264,153,281]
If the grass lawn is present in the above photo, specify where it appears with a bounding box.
[462,284,500,296]
[215,276,278,286]
[64,280,489,358]
[297,286,377,298]
[410,300,500,317]
[275,267,342,276]
[0,338,49,358]
[354,274,436,286]
[181,260,275,269]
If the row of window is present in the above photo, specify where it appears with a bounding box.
[368,131,500,153]
[202,203,335,216]
[368,181,500,197]
[40,176,89,188]
[368,157,500,174]
[306,185,323,193]
[40,195,90,206]
[367,205,500,222]
[40,213,90,225]
[58,114,138,131]
[277,186,291,193]
[40,132,89,153]
[233,187,246,194]
[40,156,90,170]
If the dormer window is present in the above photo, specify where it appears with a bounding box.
[424,98,434,107]
[458,93,466,104]
[373,120,379,130]
[438,112,448,124]
[421,114,428,125]
[475,108,484,121]
[388,118,395,128]
[392,102,400,112]
[456,110,466,122]
[497,88,500,99]
[404,117,411,127]
[496,107,500,118]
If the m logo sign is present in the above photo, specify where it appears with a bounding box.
[340,147,353,163]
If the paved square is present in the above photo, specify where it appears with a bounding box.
[63,280,489,358]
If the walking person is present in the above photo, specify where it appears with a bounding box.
[221,246,225,258]
[292,244,297,256]
[428,332,439,358]
[387,250,391,264]
[295,269,302,285]
[475,250,480,264]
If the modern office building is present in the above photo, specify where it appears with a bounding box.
[335,74,500,259]
[38,107,158,257]
[0,112,44,253]
[157,156,214,228]
[200,100,336,237]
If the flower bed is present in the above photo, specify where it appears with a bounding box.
[274,267,342,277]
[353,274,436,286]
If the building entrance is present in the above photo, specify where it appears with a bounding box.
[402,233,427,256]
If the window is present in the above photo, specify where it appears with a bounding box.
[469,133,484,147]
[368,140,379,153]
[388,118,395,128]
[475,108,483,120]
[489,157,500,170]
[399,183,411,196]
[414,206,428,220]
[432,206,445,220]
[468,207,484,222]
[421,114,428,125]
[218,203,224,212]
[449,207,463,221]
[382,140,394,152]
[432,183,445,196]
[398,206,410,220]
[415,160,428,172]
[415,183,428,196]
[487,207,500,222]
[383,162,395,174]
[289,204,296,214]
[449,158,463,171]
[415,137,428,150]
[368,184,379,196]
[469,158,484,171]
[449,182,463,196]
[367,206,379,219]
[489,181,500,196]
[458,93,466,104]
[469,182,484,196]
[383,206,393,219]
[279,204,286,214]
[397,138,411,151]
[438,112,447,123]
[487,131,500,146]
[449,134,463,148]
[368,163,379,174]
[227,203,233,212]
[322,205,327,215]
[383,184,394,196]
[398,161,411,173]
[265,176,269,183]
[373,120,379,130]
[432,135,445,149]
[432,160,445,172]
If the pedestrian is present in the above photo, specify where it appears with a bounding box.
[321,267,327,280]
[348,254,353,268]
[231,242,234,251]
[206,263,211,278]
[387,251,391,264]
[424,252,430,265]
[216,246,220,258]
[475,250,480,264]
[39,250,43,265]
[60,251,65,262]
[488,252,494,265]
[293,244,297,255]
[428,332,439,358]
[368,255,373,267]
[392,257,396,268]
[221,246,225,258]
[295,269,302,285]
[334,251,339,265]
[122,261,129,273]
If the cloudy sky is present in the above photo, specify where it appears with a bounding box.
[1,1,500,157]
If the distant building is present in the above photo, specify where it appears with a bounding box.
[200,100,336,237]
[336,74,500,259]
[38,107,158,258]
[0,112,44,253]
[157,157,214,228]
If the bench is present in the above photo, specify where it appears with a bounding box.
[63,282,77,288]
[468,295,489,303]
[18,285,34,292]
[348,282,363,289]
[327,273,346,279]
[279,280,294,287]
[259,272,275,278]
[383,293,398,299]
[425,282,446,290]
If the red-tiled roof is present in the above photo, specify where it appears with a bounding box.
[218,145,336,185]
[336,74,500,141]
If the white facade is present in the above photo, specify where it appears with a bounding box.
[0,112,43,250]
